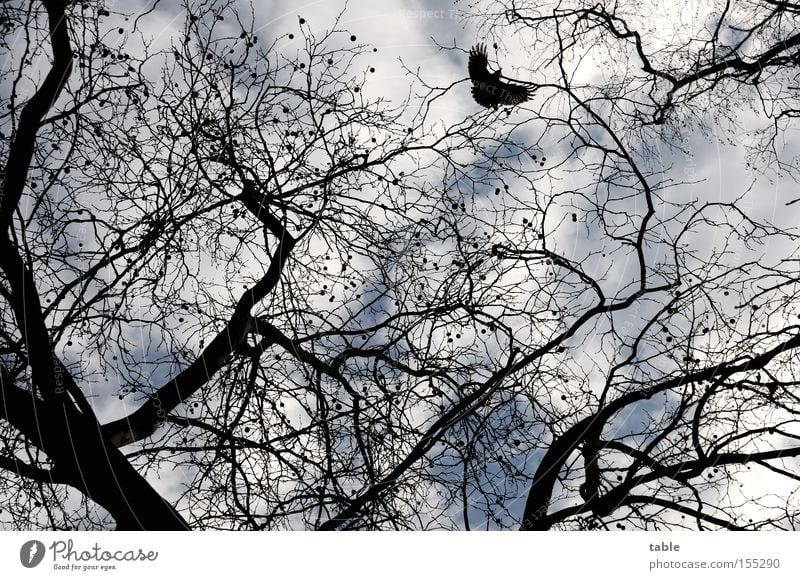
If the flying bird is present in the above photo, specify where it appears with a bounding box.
[468,43,533,109]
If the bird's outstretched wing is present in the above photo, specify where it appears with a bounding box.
[493,80,531,106]
[468,43,491,83]
[468,43,532,109]
[471,83,499,109]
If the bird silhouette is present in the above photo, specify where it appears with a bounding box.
[468,43,533,109]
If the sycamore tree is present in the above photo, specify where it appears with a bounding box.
[463,0,800,530]
[3,0,800,531]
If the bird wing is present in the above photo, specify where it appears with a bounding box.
[469,44,533,108]
[468,44,491,82]
[495,80,531,106]
[471,84,498,109]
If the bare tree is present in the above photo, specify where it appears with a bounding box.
[4,0,800,532]
[462,0,800,531]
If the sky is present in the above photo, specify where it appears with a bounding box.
[4,0,800,530]
[91,0,800,529]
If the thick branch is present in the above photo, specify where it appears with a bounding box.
[0,0,73,230]
[102,233,297,447]
[0,454,61,485]
[521,331,800,530]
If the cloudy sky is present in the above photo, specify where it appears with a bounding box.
[96,0,799,527]
[5,0,800,532]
